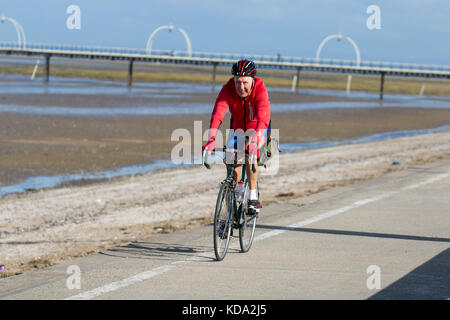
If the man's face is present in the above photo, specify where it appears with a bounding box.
[234,76,253,98]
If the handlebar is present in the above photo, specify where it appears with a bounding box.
[202,146,257,173]
[202,148,211,169]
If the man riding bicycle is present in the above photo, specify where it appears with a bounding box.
[202,59,271,215]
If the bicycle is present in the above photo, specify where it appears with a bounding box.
[203,146,259,261]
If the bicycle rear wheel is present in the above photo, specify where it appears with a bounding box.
[213,183,233,261]
[239,182,258,253]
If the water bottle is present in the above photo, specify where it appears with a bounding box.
[236,181,245,203]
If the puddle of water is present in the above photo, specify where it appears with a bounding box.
[1,125,449,197]
[1,99,449,117]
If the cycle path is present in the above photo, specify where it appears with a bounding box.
[1,158,449,300]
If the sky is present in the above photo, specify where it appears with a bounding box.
[1,0,449,65]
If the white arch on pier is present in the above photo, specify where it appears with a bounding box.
[0,14,26,48]
[315,33,360,66]
[315,33,360,93]
[145,24,192,57]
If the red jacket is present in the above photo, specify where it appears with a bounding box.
[210,77,271,133]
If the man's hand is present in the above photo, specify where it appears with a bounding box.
[202,139,216,153]
[202,128,217,154]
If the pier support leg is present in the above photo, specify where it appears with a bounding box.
[211,62,218,93]
[128,58,134,87]
[346,75,352,94]
[379,72,386,100]
[294,67,302,93]
[44,54,51,83]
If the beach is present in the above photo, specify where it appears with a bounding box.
[0,86,450,276]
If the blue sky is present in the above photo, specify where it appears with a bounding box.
[1,0,449,65]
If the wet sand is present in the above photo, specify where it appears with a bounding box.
[1,90,450,187]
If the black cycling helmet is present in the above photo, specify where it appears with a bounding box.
[231,59,257,77]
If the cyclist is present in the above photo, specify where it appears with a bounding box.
[202,59,271,215]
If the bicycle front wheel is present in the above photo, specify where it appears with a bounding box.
[239,183,258,253]
[213,183,233,261]
[239,209,257,253]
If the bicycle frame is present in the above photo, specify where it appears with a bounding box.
[204,147,256,228]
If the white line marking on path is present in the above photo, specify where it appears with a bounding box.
[66,172,450,300]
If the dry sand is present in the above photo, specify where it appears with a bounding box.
[1,130,449,276]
